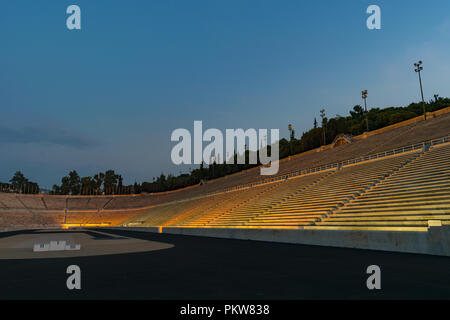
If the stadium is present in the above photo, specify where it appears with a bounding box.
[1,108,449,300]
[1,0,450,305]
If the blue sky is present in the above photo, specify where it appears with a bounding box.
[1,0,449,188]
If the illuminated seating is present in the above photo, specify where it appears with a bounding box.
[132,186,279,228]
[1,111,449,231]
[117,144,449,232]
[124,200,206,227]
[178,182,288,227]
[200,172,331,228]
[64,210,136,227]
[0,209,65,230]
[228,153,419,228]
[308,143,450,231]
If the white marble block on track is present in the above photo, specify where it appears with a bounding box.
[33,241,81,252]
[33,243,50,252]
[65,244,81,251]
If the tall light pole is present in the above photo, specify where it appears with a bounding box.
[320,109,326,145]
[288,124,294,155]
[414,60,426,120]
[361,90,369,132]
[288,124,295,141]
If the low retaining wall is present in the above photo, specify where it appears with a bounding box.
[105,226,450,257]
[108,226,162,234]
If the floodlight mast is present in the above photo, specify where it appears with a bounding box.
[414,60,426,120]
[288,124,294,155]
[361,90,369,132]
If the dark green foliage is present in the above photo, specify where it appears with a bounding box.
[51,170,134,195]
[0,171,40,194]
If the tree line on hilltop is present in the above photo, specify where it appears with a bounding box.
[279,97,449,157]
[1,97,448,195]
[0,171,40,194]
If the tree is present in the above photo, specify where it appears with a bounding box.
[350,105,364,120]
[68,170,81,195]
[133,181,141,194]
[10,171,27,190]
[157,173,167,191]
[104,170,119,194]
[93,172,105,194]
[51,184,62,195]
[61,176,70,195]
[9,171,39,194]
[58,170,81,195]
[81,176,97,195]
[118,175,123,193]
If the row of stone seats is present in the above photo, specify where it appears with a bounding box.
[17,196,47,210]
[128,184,284,228]
[0,193,28,209]
[124,200,209,227]
[103,193,183,210]
[197,172,332,228]
[180,181,289,227]
[308,143,450,231]
[41,197,66,210]
[0,209,65,231]
[124,151,421,230]
[216,152,419,228]
[64,210,138,227]
[83,197,114,210]
[367,112,450,154]
[169,191,259,227]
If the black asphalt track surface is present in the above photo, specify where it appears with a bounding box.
[0,228,449,300]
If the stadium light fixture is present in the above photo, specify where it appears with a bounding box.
[414,60,426,120]
[288,124,295,140]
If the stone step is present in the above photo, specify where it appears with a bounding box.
[303,226,428,232]
[324,214,450,222]
[379,174,450,186]
[354,192,450,203]
[343,201,450,210]
[366,183,450,195]
[254,213,325,219]
[316,220,435,226]
[338,207,450,215]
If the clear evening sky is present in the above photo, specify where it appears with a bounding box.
[1,0,449,188]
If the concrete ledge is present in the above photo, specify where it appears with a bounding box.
[0,226,61,233]
[105,226,161,234]
[104,226,450,257]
